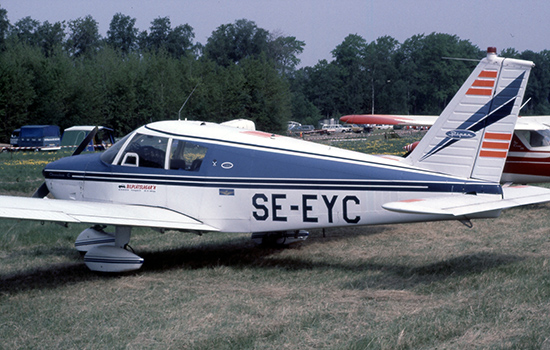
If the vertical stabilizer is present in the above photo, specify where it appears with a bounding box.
[404,47,534,182]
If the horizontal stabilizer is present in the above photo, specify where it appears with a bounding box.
[0,196,218,232]
[382,185,550,216]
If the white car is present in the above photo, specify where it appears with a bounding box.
[340,125,352,132]
[321,124,347,134]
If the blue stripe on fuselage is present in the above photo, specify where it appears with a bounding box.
[43,143,502,195]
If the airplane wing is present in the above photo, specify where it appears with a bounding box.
[341,114,550,131]
[341,114,438,126]
[0,196,218,231]
[382,185,550,217]
[515,116,550,130]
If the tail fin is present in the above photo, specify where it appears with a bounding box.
[403,47,534,183]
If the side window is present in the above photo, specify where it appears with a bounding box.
[529,130,550,148]
[119,134,168,168]
[170,139,208,171]
[516,130,530,146]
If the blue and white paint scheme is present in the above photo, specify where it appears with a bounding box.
[1,47,550,272]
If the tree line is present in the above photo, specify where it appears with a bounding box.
[0,7,549,143]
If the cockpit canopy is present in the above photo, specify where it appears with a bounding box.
[100,131,207,171]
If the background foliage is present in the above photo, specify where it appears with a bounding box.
[0,7,549,142]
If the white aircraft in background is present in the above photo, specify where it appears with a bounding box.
[2,47,550,273]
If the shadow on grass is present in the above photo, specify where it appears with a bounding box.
[0,226,388,295]
[138,225,394,272]
[341,252,525,290]
[0,232,524,295]
[0,261,98,294]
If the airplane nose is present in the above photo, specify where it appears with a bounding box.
[340,115,350,123]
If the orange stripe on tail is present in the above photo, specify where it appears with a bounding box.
[466,88,493,96]
[472,80,495,87]
[478,70,498,78]
[479,150,508,158]
[482,141,510,150]
[484,132,512,141]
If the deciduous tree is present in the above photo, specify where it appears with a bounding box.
[106,13,138,54]
[65,15,100,58]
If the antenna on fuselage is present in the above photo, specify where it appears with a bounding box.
[441,56,481,62]
[178,83,199,121]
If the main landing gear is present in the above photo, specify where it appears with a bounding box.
[251,230,310,247]
[75,225,144,272]
[74,227,310,272]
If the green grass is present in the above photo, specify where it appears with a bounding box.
[0,150,70,195]
[328,129,426,156]
[2,141,550,349]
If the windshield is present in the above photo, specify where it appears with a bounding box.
[100,133,132,164]
[118,133,169,168]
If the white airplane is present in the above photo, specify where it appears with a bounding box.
[2,47,550,273]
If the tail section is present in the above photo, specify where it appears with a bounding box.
[404,47,534,182]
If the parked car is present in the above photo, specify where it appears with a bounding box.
[288,124,314,135]
[344,124,364,133]
[321,124,347,134]
[340,124,352,133]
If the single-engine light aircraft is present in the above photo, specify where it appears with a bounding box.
[2,47,550,273]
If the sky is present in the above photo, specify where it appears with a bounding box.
[2,0,550,67]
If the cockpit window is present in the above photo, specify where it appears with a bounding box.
[529,130,550,147]
[119,133,169,168]
[170,139,208,171]
[100,133,132,164]
[518,129,550,148]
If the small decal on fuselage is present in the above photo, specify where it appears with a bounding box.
[221,162,234,169]
[219,189,235,196]
[118,184,157,193]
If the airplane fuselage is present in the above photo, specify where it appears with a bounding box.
[43,121,503,233]
[501,133,550,183]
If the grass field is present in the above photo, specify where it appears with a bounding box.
[2,140,550,349]
[320,129,425,156]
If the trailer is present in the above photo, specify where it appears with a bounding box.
[7,125,61,151]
